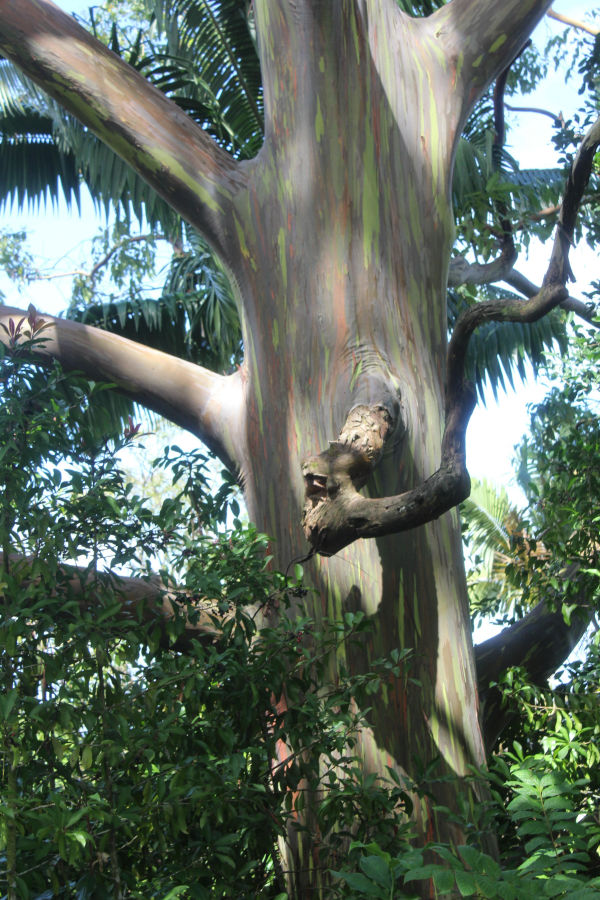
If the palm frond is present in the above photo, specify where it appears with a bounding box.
[142,0,263,158]
[461,478,533,621]
[69,229,242,373]
[448,285,568,401]
[462,478,513,563]
[0,58,181,230]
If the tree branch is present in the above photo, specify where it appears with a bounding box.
[475,585,594,750]
[0,0,247,260]
[35,233,170,285]
[447,247,517,288]
[0,552,222,652]
[504,269,599,326]
[547,8,599,36]
[449,263,598,326]
[302,116,600,557]
[504,103,565,126]
[0,304,245,473]
[431,0,554,128]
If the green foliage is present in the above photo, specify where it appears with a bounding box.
[0,341,419,897]
[2,326,599,896]
[329,745,600,898]
[68,220,243,372]
[448,285,568,402]
[0,229,37,287]
[141,0,264,159]
[0,0,589,397]
[461,478,528,624]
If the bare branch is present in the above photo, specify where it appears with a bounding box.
[0,0,247,260]
[547,8,599,36]
[0,304,246,473]
[504,103,565,126]
[302,118,600,556]
[546,117,600,285]
[35,234,170,284]
[505,269,599,326]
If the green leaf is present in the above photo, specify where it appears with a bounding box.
[455,869,478,897]
[330,871,384,896]
[80,745,93,771]
[360,855,392,888]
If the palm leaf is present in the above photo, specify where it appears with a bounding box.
[69,228,242,372]
[142,0,263,158]
[461,478,533,620]
[448,285,568,401]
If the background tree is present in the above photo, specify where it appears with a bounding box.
[0,1,599,895]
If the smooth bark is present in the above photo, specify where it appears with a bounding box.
[0,0,246,259]
[0,305,244,471]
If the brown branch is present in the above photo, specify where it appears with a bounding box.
[546,117,600,285]
[504,269,599,326]
[0,304,246,473]
[547,8,600,36]
[302,117,600,557]
[447,50,521,289]
[475,580,594,750]
[504,103,565,127]
[0,551,223,652]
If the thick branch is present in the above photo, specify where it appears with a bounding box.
[447,249,517,288]
[0,0,246,259]
[475,588,594,750]
[0,552,221,652]
[302,285,568,556]
[0,305,245,473]
[431,0,554,128]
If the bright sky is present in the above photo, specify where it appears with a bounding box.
[1,0,598,507]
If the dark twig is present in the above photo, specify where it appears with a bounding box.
[447,53,521,290]
[504,103,565,127]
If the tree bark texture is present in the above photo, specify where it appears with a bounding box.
[0,0,556,895]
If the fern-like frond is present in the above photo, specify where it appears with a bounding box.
[142,0,263,158]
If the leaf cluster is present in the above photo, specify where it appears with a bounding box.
[0,346,416,897]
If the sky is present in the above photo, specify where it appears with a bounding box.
[1,0,599,506]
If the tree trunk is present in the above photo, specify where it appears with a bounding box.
[229,7,484,891]
[0,0,557,895]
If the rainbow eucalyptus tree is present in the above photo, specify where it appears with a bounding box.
[0,0,597,894]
